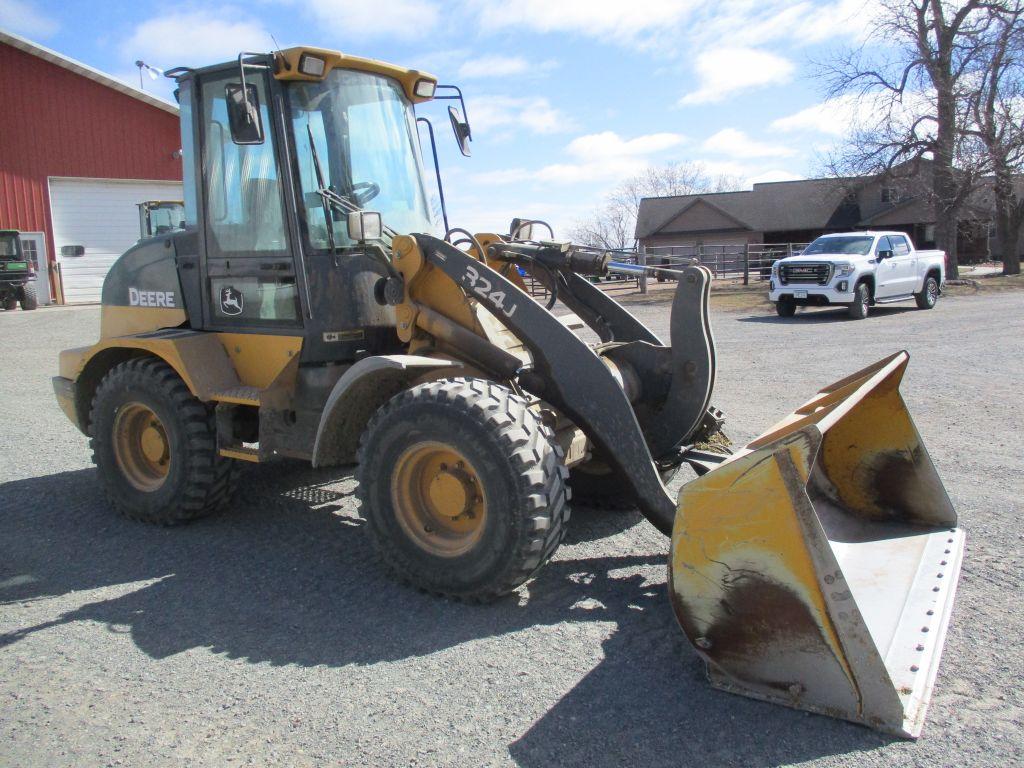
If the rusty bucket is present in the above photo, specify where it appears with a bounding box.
[669,351,964,738]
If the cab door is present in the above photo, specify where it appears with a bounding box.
[887,234,918,295]
[873,236,901,299]
[196,69,304,330]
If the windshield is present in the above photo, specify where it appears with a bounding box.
[287,70,434,249]
[802,236,874,256]
[0,234,19,258]
[143,203,185,236]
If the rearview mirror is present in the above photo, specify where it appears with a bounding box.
[449,106,472,157]
[225,83,264,145]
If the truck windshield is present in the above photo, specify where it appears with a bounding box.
[803,236,874,256]
[287,70,434,249]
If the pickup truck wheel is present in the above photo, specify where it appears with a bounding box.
[915,275,939,309]
[776,298,796,317]
[848,282,870,319]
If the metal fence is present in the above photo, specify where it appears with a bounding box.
[641,243,811,287]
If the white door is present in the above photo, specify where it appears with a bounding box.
[887,234,918,295]
[874,236,902,299]
[17,232,50,304]
[49,177,183,303]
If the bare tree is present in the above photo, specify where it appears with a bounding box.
[968,1,1024,274]
[823,0,1001,278]
[568,162,738,250]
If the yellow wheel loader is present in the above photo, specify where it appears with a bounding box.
[52,46,964,738]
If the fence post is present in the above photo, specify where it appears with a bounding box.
[638,244,648,295]
[743,245,750,286]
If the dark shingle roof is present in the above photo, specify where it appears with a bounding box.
[635,177,855,239]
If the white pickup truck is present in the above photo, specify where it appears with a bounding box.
[769,231,945,319]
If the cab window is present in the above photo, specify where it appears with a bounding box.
[890,235,911,256]
[201,74,290,258]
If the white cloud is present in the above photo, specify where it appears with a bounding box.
[0,0,58,38]
[469,0,697,41]
[457,55,557,79]
[680,47,795,105]
[120,11,273,68]
[482,130,688,186]
[304,0,439,40]
[689,0,880,49]
[468,0,875,54]
[746,169,804,186]
[770,91,935,136]
[469,95,574,135]
[702,128,796,159]
[769,95,867,135]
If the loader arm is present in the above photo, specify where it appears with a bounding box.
[413,234,679,534]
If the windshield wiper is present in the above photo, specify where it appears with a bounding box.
[306,126,400,254]
[307,124,338,257]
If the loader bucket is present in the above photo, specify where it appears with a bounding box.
[669,351,964,738]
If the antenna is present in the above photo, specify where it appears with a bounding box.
[270,33,281,53]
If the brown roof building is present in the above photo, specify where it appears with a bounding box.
[636,160,1000,262]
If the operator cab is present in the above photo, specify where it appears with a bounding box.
[165,47,470,363]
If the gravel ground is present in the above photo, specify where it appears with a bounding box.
[1,292,1022,767]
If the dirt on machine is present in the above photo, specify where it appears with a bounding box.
[52,46,964,739]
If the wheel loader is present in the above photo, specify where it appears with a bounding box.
[52,46,964,738]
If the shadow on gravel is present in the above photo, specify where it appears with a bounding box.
[0,465,892,767]
[737,306,917,324]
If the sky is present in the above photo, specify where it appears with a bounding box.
[0,0,882,236]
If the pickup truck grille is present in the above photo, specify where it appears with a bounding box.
[780,262,832,285]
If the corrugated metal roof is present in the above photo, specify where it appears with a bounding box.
[0,27,178,115]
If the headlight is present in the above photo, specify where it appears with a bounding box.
[835,263,854,277]
[771,261,780,275]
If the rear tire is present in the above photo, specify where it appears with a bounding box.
[357,378,570,602]
[915,275,939,309]
[848,282,870,319]
[2,296,16,311]
[89,357,239,524]
[20,282,38,311]
[776,298,796,317]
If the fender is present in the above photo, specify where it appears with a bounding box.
[312,354,462,467]
[57,329,302,433]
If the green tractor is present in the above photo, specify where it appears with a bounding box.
[0,230,39,311]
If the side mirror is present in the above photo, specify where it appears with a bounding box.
[449,106,472,157]
[225,83,264,145]
[878,249,893,260]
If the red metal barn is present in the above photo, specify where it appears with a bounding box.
[0,29,182,304]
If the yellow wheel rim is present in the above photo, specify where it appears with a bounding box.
[113,402,170,492]
[391,441,487,557]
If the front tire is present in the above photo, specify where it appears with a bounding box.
[89,357,239,524]
[20,282,38,310]
[848,282,870,319]
[915,275,939,309]
[776,298,796,317]
[357,378,570,602]
[2,296,16,311]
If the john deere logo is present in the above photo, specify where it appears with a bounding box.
[220,286,243,316]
